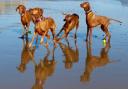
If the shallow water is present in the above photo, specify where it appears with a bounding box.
[0,0,128,89]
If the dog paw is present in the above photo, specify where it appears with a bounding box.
[45,43,49,48]
[18,35,24,39]
[47,35,50,39]
[85,39,88,42]
[40,41,43,45]
[54,38,61,43]
[74,34,77,39]
[54,43,57,48]
[29,43,32,48]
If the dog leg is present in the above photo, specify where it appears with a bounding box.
[106,31,111,41]
[46,33,50,40]
[86,27,89,42]
[40,36,44,45]
[46,42,49,48]
[101,25,111,41]
[36,35,38,44]
[55,33,65,43]
[52,29,57,47]
[74,29,77,40]
[19,25,26,39]
[89,28,92,43]
[40,32,47,45]
[65,30,70,38]
[51,29,55,40]
[65,38,70,46]
[75,20,79,40]
[45,32,50,48]
[59,30,69,40]
[29,32,37,47]
[54,29,68,43]
[56,28,63,37]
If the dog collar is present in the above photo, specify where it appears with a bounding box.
[86,10,92,14]
[86,10,95,19]
[21,13,25,16]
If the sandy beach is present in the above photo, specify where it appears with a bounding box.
[0,0,128,89]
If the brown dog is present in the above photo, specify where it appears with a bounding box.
[16,5,31,37]
[56,13,79,41]
[29,16,56,47]
[16,5,43,37]
[80,2,122,42]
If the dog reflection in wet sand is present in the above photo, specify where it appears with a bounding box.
[17,38,36,73]
[59,39,79,69]
[32,47,56,89]
[81,39,114,82]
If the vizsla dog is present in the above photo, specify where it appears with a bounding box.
[29,16,56,47]
[56,13,79,41]
[16,5,43,38]
[80,2,122,42]
[16,5,31,38]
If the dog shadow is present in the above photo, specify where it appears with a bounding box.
[17,37,36,73]
[59,39,79,70]
[80,39,116,82]
[32,46,56,89]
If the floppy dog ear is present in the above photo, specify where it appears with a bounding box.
[28,8,33,14]
[16,6,19,12]
[40,8,43,14]
[62,13,67,21]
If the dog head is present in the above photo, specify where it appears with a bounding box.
[80,73,90,82]
[80,2,91,11]
[29,8,43,16]
[16,5,26,15]
[63,13,79,22]
[16,64,26,73]
[29,8,43,23]
[64,62,73,70]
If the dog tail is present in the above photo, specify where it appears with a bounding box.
[16,7,18,11]
[109,18,122,25]
[109,60,120,64]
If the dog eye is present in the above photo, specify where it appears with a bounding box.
[69,21,71,23]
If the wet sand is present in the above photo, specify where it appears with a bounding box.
[0,0,128,89]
